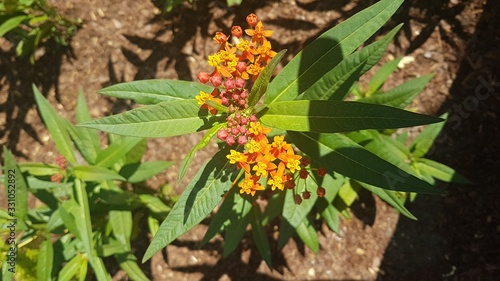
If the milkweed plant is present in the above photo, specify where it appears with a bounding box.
[77,0,468,266]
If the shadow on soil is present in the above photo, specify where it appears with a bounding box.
[378,0,500,280]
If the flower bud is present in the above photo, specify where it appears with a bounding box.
[294,194,302,205]
[237,135,247,145]
[231,26,243,38]
[246,13,258,27]
[236,61,247,73]
[226,136,235,146]
[197,72,210,83]
[317,187,326,197]
[217,129,228,140]
[302,191,311,200]
[224,78,235,89]
[317,167,327,177]
[211,74,222,87]
[235,77,246,88]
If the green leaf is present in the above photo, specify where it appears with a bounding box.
[410,113,448,159]
[295,216,319,253]
[33,85,77,163]
[143,149,235,262]
[58,254,86,281]
[265,0,404,105]
[250,207,272,268]
[282,176,318,228]
[116,254,150,281]
[0,15,28,37]
[3,147,28,230]
[18,162,61,176]
[367,57,403,95]
[37,236,54,281]
[277,218,295,249]
[109,210,133,251]
[354,180,416,220]
[201,187,249,247]
[298,24,402,101]
[95,137,143,168]
[288,132,444,194]
[78,99,223,138]
[139,194,172,219]
[261,100,443,133]
[119,161,173,183]
[74,90,101,162]
[221,191,253,257]
[178,123,225,185]
[414,158,471,184]
[318,203,340,234]
[73,165,126,181]
[99,79,213,104]
[248,49,287,106]
[358,74,434,108]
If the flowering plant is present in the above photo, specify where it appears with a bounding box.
[79,0,454,265]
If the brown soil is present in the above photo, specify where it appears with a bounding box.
[1,0,499,280]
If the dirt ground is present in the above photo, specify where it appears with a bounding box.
[1,0,499,280]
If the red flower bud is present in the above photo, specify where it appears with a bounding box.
[294,194,302,205]
[317,187,326,197]
[211,74,222,87]
[317,167,327,177]
[231,26,243,38]
[302,191,311,200]
[246,13,258,27]
[197,71,210,83]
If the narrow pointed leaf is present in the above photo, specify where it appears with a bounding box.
[367,57,403,95]
[95,137,143,168]
[116,254,149,281]
[78,99,223,138]
[33,85,77,163]
[358,74,434,108]
[410,113,448,159]
[265,0,404,105]
[58,254,85,281]
[299,24,402,101]
[74,165,126,181]
[248,49,287,106]
[250,207,272,268]
[178,123,225,185]
[288,132,444,194]
[37,236,54,281]
[354,180,416,220]
[143,150,235,262]
[261,100,443,133]
[99,79,213,104]
[119,161,173,183]
[414,158,471,184]
[109,210,133,251]
[295,216,319,253]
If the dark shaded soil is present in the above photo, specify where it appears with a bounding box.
[1,0,498,280]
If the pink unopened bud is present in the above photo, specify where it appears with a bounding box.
[237,135,247,145]
[231,128,240,135]
[211,74,222,87]
[217,129,228,140]
[239,99,246,106]
[240,89,248,99]
[235,77,245,88]
[246,13,258,27]
[250,115,258,122]
[221,97,229,105]
[224,78,235,90]
[236,61,247,73]
[226,136,236,146]
[197,72,210,83]
[240,117,248,125]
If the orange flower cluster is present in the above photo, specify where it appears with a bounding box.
[196,14,328,200]
[227,122,303,196]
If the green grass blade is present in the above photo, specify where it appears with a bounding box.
[99,79,213,104]
[261,100,444,133]
[78,99,224,138]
